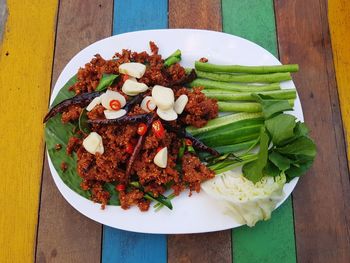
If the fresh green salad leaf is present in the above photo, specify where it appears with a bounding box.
[95,74,118,91]
[268,151,291,171]
[253,94,293,118]
[265,114,296,145]
[242,127,269,183]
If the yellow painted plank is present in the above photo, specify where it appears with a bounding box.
[329,0,350,161]
[0,1,57,262]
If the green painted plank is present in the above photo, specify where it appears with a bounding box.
[222,0,297,262]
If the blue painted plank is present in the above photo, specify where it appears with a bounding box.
[102,1,168,263]
[103,227,167,263]
[113,0,168,34]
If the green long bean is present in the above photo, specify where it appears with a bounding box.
[189,78,280,92]
[195,61,299,74]
[196,70,292,83]
[201,89,297,101]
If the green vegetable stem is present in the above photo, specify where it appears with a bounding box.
[164,49,182,67]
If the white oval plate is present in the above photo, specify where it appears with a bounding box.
[48,29,302,234]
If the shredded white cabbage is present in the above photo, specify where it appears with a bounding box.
[201,171,286,227]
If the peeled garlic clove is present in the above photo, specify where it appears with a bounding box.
[104,109,127,119]
[154,147,168,168]
[86,96,102,111]
[140,96,156,112]
[101,90,126,110]
[122,79,148,96]
[151,85,174,110]
[119,62,146,78]
[174,94,188,114]
[83,132,104,155]
[156,108,177,121]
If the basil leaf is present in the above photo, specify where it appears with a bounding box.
[242,127,269,183]
[95,74,118,91]
[265,114,296,145]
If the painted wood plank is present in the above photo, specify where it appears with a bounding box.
[0,1,57,262]
[103,227,167,263]
[222,1,297,262]
[35,1,113,262]
[275,0,350,262]
[329,1,350,162]
[113,0,167,34]
[102,1,168,262]
[168,1,232,262]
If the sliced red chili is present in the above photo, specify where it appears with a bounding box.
[125,143,134,154]
[116,184,125,191]
[185,138,192,146]
[109,99,121,111]
[152,120,165,138]
[137,123,148,136]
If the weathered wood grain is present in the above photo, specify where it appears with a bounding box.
[169,0,222,30]
[275,0,350,262]
[168,1,232,262]
[222,1,297,262]
[101,1,168,263]
[35,1,113,262]
[0,0,57,262]
[329,0,350,162]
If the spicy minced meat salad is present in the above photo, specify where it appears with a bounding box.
[44,42,219,211]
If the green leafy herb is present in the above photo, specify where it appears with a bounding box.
[95,74,118,91]
[242,127,270,183]
[265,114,296,145]
[253,94,293,118]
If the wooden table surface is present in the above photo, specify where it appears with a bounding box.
[1,0,349,262]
